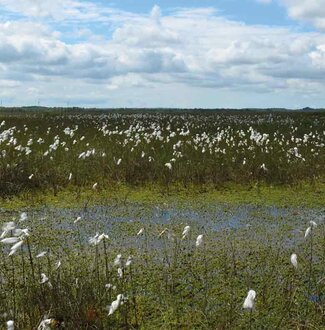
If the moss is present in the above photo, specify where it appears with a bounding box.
[1,182,324,210]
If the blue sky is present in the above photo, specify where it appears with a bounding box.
[1,0,325,108]
[107,0,290,26]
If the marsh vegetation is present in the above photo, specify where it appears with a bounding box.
[0,109,324,329]
[0,110,324,198]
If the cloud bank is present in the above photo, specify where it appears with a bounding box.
[1,0,325,107]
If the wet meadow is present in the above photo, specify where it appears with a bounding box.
[0,109,324,329]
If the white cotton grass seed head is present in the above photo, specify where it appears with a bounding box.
[125,256,133,267]
[117,268,123,278]
[55,260,61,270]
[21,228,29,237]
[98,233,109,244]
[108,294,124,316]
[309,221,317,228]
[6,320,14,330]
[260,163,268,171]
[305,220,317,238]
[92,182,98,190]
[114,254,122,267]
[196,234,203,247]
[1,237,20,244]
[137,228,144,236]
[89,233,100,245]
[9,240,24,256]
[13,228,29,237]
[158,228,168,237]
[182,226,190,239]
[19,212,27,222]
[74,216,82,224]
[89,233,108,245]
[243,290,256,310]
[40,273,49,284]
[165,162,172,170]
[1,222,16,238]
[105,283,116,291]
[290,253,298,269]
[36,251,47,258]
[304,227,311,238]
[37,318,53,330]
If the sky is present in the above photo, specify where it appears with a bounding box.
[1,0,325,108]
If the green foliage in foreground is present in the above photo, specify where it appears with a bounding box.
[0,217,324,329]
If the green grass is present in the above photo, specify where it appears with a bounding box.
[1,182,324,210]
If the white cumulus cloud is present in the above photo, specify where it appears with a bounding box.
[280,0,325,30]
[1,2,325,107]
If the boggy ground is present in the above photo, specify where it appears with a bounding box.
[0,185,324,329]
